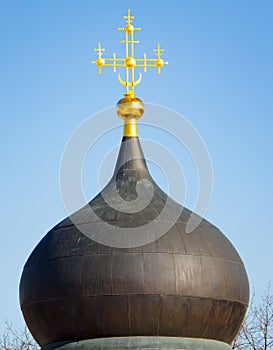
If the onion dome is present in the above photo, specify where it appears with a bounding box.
[19,107,249,348]
[19,9,249,350]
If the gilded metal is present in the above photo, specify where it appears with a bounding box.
[91,9,168,137]
[116,94,144,118]
[91,9,168,95]
[123,120,138,137]
[116,94,144,137]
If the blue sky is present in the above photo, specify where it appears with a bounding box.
[1,0,273,333]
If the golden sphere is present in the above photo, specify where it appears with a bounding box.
[96,57,105,66]
[125,57,136,68]
[156,58,164,67]
[116,95,144,120]
[125,24,134,33]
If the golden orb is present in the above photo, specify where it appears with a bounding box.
[156,58,164,67]
[96,57,105,66]
[116,94,144,120]
[125,24,134,33]
[124,57,136,68]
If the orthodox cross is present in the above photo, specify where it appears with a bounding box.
[92,9,168,96]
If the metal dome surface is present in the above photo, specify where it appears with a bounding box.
[20,136,249,346]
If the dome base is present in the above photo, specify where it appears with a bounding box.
[42,337,231,350]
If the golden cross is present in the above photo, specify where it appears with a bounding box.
[123,8,134,24]
[91,8,168,96]
[94,42,105,74]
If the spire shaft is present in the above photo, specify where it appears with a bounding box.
[123,119,138,137]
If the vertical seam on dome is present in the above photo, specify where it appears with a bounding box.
[142,252,145,292]
[173,252,178,295]
[199,255,205,297]
[110,254,114,295]
[157,295,162,336]
[127,295,131,335]
[176,223,188,254]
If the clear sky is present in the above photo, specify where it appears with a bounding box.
[1,0,273,334]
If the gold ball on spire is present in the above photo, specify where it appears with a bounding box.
[116,94,144,120]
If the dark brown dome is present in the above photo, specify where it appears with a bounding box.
[19,137,249,347]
